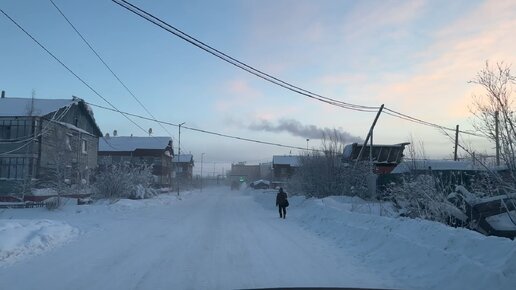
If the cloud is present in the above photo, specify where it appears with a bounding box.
[248,118,362,143]
[370,0,516,121]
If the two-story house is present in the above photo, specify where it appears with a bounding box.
[0,92,102,195]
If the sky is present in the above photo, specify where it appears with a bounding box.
[1,0,515,175]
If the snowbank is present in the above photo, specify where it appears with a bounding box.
[253,190,516,289]
[0,219,78,266]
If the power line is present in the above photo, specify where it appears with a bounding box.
[87,102,321,152]
[48,0,175,140]
[0,7,149,136]
[383,108,484,138]
[111,0,379,113]
[111,0,488,139]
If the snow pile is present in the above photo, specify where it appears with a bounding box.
[253,191,516,289]
[0,219,79,266]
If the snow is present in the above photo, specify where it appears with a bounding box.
[99,136,172,152]
[0,97,76,117]
[56,121,95,136]
[0,188,515,290]
[486,211,516,231]
[0,219,78,266]
[273,155,301,167]
[31,188,58,196]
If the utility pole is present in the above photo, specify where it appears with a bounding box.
[355,104,384,167]
[354,104,384,199]
[495,111,500,166]
[454,125,459,161]
[177,122,185,196]
[200,153,204,192]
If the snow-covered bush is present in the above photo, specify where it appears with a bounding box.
[93,165,155,200]
[386,174,466,225]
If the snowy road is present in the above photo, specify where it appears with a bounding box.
[0,188,396,290]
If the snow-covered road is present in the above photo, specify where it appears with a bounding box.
[0,188,396,290]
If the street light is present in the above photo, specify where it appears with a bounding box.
[177,122,185,196]
[200,153,205,192]
[306,138,310,150]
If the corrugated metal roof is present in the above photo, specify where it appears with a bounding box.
[0,97,76,117]
[99,136,172,152]
[392,160,486,173]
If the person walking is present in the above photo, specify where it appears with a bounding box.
[276,187,289,219]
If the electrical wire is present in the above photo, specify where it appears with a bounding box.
[48,0,175,140]
[87,102,322,152]
[384,107,485,138]
[111,0,379,113]
[0,8,150,137]
[112,0,489,139]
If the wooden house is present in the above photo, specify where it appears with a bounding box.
[98,136,174,187]
[0,93,102,195]
[173,154,194,184]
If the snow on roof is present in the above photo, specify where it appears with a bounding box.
[99,136,172,152]
[173,154,193,163]
[0,97,76,117]
[273,155,301,167]
[392,159,486,174]
[55,121,94,136]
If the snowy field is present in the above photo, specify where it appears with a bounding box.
[1,187,515,290]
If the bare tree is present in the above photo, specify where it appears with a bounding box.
[289,129,369,198]
[470,61,516,187]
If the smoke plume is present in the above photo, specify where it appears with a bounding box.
[248,119,362,143]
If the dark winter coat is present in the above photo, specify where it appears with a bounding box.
[276,190,288,207]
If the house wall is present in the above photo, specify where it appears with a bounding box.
[273,164,297,181]
[37,118,98,186]
[230,164,261,182]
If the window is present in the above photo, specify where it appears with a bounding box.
[0,157,31,179]
[0,125,11,139]
[81,140,87,154]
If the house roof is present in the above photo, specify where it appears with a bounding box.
[0,97,76,117]
[173,154,193,163]
[392,159,486,173]
[99,136,172,152]
[273,155,301,167]
[342,142,409,164]
[0,97,102,137]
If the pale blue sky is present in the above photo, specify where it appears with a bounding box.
[1,0,515,172]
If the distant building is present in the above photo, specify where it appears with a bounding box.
[173,154,194,184]
[230,163,261,183]
[98,136,174,187]
[272,155,301,183]
[342,142,410,174]
[0,93,102,195]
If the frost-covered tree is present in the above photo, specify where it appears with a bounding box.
[94,164,157,200]
[289,130,369,198]
[470,61,516,189]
